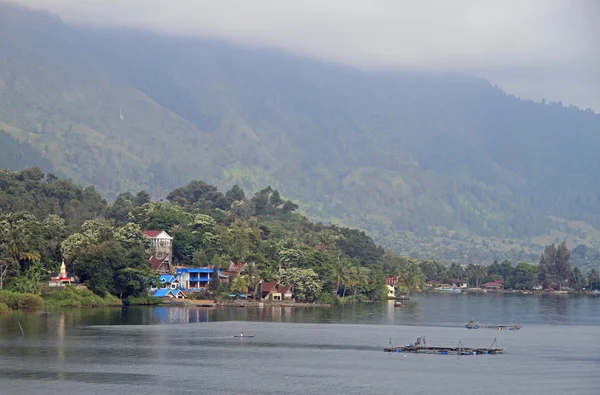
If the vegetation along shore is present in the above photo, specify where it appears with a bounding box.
[0,168,598,312]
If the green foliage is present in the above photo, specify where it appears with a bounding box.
[43,286,121,308]
[2,6,600,269]
[230,276,248,295]
[0,302,9,314]
[278,267,322,302]
[0,290,44,310]
[538,242,572,290]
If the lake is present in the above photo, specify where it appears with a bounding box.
[1,293,599,394]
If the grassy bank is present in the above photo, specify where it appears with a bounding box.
[0,302,10,314]
[0,290,45,310]
[42,286,121,308]
[123,295,162,306]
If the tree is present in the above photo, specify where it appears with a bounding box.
[135,190,151,206]
[588,269,599,291]
[282,200,299,212]
[225,184,246,204]
[399,263,425,296]
[105,192,136,223]
[278,267,321,302]
[242,261,260,290]
[569,267,586,291]
[538,244,557,289]
[512,262,538,290]
[555,241,571,290]
[251,188,271,214]
[269,190,284,208]
[114,222,151,250]
[230,276,248,296]
[209,264,221,292]
[115,267,158,299]
[129,202,189,231]
[166,180,225,210]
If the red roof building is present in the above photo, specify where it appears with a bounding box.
[143,230,173,273]
[258,280,293,301]
[386,275,400,286]
[481,280,504,290]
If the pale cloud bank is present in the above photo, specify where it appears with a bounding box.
[10,0,600,110]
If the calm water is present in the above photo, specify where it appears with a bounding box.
[0,293,599,395]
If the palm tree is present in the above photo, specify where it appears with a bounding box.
[333,259,351,297]
[230,276,248,297]
[242,261,260,290]
[588,269,599,291]
[400,263,425,296]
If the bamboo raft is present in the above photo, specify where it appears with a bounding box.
[465,319,521,331]
[384,337,503,355]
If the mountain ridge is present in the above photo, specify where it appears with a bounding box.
[2,4,600,268]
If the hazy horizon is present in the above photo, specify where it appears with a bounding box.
[6,0,599,112]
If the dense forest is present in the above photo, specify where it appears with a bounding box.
[1,169,598,308]
[2,5,600,266]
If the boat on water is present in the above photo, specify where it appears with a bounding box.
[393,302,402,307]
[465,319,521,331]
[384,336,503,355]
[437,287,462,293]
[234,335,254,338]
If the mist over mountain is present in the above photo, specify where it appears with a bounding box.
[1,4,599,268]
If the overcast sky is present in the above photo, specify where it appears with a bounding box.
[13,0,600,111]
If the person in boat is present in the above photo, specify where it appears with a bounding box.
[240,332,244,337]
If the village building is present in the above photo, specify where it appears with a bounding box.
[257,280,293,301]
[449,278,468,288]
[385,275,400,299]
[425,280,442,288]
[152,289,187,299]
[481,280,504,290]
[48,259,78,287]
[175,267,227,290]
[143,230,173,273]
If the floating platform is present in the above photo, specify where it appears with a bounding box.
[465,320,521,331]
[384,337,503,355]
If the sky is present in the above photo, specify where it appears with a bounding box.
[11,0,600,111]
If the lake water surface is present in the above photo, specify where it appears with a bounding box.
[1,293,599,394]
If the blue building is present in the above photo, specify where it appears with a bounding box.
[176,267,228,290]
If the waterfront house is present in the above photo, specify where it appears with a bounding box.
[449,278,468,288]
[385,275,400,299]
[257,280,293,301]
[143,230,173,273]
[152,289,187,299]
[425,280,442,288]
[482,280,504,290]
[176,267,227,290]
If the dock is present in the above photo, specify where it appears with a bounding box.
[465,319,521,331]
[384,337,503,355]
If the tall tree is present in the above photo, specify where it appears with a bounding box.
[538,244,557,289]
[555,241,571,291]
[588,269,599,291]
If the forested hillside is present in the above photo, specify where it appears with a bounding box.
[2,4,600,265]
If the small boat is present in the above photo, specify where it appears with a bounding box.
[465,319,521,331]
[384,337,503,355]
[234,335,254,338]
[438,287,462,293]
[394,302,402,307]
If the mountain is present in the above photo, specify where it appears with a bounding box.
[2,4,600,267]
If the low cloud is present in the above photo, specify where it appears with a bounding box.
[10,0,600,110]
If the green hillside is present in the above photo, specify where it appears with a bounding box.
[1,4,600,267]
